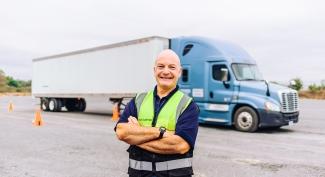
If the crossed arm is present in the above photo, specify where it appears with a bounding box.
[115,116,190,154]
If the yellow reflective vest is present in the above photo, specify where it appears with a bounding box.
[135,90,192,130]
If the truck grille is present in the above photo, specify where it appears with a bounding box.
[279,91,299,113]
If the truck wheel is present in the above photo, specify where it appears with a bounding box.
[56,99,62,112]
[77,98,86,112]
[234,106,258,132]
[40,98,49,111]
[65,99,76,112]
[48,98,62,112]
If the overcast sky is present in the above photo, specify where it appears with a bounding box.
[0,0,324,86]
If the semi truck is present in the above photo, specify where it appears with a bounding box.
[32,36,299,132]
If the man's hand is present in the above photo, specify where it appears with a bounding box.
[115,116,160,145]
[128,116,140,126]
[116,116,190,154]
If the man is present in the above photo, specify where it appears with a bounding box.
[115,49,199,177]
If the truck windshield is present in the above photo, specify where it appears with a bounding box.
[232,63,264,81]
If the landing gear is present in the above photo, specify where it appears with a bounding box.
[109,98,123,114]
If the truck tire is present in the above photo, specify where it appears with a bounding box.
[77,98,86,112]
[56,99,62,112]
[48,98,62,112]
[40,98,50,111]
[234,106,258,132]
[65,99,77,112]
[65,98,86,112]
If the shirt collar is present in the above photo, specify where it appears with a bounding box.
[154,85,179,100]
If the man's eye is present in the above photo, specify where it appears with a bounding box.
[169,66,176,70]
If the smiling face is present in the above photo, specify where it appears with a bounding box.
[154,50,182,92]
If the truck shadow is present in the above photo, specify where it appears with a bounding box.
[59,110,111,117]
[257,127,295,134]
[199,123,235,131]
[199,123,295,134]
[83,112,111,116]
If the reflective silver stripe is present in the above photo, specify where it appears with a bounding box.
[175,93,192,122]
[129,159,152,171]
[129,158,192,171]
[156,158,192,171]
[135,92,147,117]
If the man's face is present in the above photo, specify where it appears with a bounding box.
[154,53,182,91]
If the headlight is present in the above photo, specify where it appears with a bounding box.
[264,101,280,112]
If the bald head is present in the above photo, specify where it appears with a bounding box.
[155,49,181,67]
[154,49,182,93]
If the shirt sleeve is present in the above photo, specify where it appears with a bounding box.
[114,98,137,131]
[174,101,200,149]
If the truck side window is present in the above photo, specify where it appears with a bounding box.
[182,69,189,82]
[212,65,229,81]
[182,44,193,56]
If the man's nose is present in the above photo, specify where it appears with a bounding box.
[161,67,170,74]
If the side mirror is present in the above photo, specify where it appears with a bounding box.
[220,68,228,82]
[220,68,230,88]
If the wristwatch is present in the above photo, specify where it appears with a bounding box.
[159,127,166,139]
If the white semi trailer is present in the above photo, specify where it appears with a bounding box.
[33,35,299,131]
[32,36,169,112]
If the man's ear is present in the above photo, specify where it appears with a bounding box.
[178,67,183,78]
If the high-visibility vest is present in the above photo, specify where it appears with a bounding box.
[135,90,192,130]
[128,90,194,176]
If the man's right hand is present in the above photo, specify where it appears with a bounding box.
[128,116,140,126]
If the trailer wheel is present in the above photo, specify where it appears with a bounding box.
[77,98,86,112]
[65,98,86,112]
[49,98,62,112]
[56,99,62,112]
[234,106,258,132]
[65,99,76,112]
[40,98,49,111]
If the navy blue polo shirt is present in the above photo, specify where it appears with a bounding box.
[115,85,199,149]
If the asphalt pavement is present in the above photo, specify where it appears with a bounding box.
[0,96,324,177]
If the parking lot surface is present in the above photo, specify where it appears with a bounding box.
[0,96,324,177]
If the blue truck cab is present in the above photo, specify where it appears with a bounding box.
[170,36,299,132]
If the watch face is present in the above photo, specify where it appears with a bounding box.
[159,127,166,139]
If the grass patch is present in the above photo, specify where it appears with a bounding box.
[299,90,325,100]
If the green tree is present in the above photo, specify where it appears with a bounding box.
[17,79,31,87]
[6,76,20,87]
[308,84,321,93]
[290,78,303,91]
[321,80,325,90]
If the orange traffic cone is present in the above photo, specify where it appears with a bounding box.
[33,109,43,126]
[112,104,120,121]
[8,102,14,112]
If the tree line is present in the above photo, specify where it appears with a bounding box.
[0,69,31,92]
[290,78,325,93]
